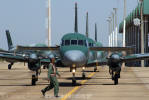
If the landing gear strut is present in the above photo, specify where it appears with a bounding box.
[31,70,39,86]
[72,65,76,85]
[82,67,86,79]
[72,72,76,85]
[113,72,120,85]
[8,63,13,70]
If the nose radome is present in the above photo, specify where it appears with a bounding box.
[64,50,86,66]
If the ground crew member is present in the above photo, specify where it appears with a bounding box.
[41,57,60,97]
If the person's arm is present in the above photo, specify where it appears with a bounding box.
[56,68,61,77]
[52,64,56,76]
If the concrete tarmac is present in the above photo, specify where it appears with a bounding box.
[0,62,149,100]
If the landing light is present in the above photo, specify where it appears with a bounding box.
[72,69,76,73]
[82,67,85,70]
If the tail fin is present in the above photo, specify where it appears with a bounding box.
[86,12,89,37]
[5,30,14,50]
[95,23,97,42]
[74,2,78,33]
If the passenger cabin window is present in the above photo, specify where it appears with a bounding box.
[78,40,83,45]
[65,40,70,46]
[71,40,77,45]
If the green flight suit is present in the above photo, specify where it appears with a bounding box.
[42,64,59,97]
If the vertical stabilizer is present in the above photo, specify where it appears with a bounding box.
[74,2,78,33]
[5,30,14,50]
[95,23,97,42]
[86,12,89,37]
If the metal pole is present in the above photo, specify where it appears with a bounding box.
[140,0,145,67]
[123,0,126,47]
[113,8,118,47]
[112,12,115,47]
[48,0,51,46]
[107,18,112,47]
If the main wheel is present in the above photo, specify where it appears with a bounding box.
[32,75,36,86]
[8,64,12,70]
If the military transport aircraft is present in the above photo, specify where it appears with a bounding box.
[1,3,149,85]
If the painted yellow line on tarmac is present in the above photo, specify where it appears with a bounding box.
[61,72,96,100]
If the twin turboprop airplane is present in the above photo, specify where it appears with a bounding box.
[15,3,149,85]
[0,30,57,85]
[1,3,149,85]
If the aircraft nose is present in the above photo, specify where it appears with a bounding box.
[63,50,86,66]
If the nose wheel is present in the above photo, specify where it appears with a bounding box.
[72,73,76,85]
[94,66,97,72]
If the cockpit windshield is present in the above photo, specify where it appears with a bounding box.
[62,39,87,47]
[65,40,70,45]
[78,40,83,45]
[71,40,77,45]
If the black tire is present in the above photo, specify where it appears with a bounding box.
[32,75,36,86]
[82,73,86,79]
[8,64,12,70]
[94,67,97,72]
[72,79,76,86]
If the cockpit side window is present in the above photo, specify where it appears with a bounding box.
[78,40,83,45]
[71,40,77,45]
[65,40,70,46]
[61,40,65,46]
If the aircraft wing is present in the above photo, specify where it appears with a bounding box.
[0,52,26,62]
[121,53,149,62]
[0,49,9,53]
[16,46,60,51]
[89,47,134,53]
[0,52,51,64]
[86,59,108,67]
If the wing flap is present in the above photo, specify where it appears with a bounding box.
[90,47,134,53]
[16,46,60,51]
[121,53,149,62]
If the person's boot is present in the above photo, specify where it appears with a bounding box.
[41,90,45,96]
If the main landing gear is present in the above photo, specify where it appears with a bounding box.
[112,71,120,85]
[31,70,39,86]
[8,63,13,70]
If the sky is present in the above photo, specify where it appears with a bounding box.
[0,0,139,50]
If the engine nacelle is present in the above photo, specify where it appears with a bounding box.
[108,53,122,72]
[28,61,40,71]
